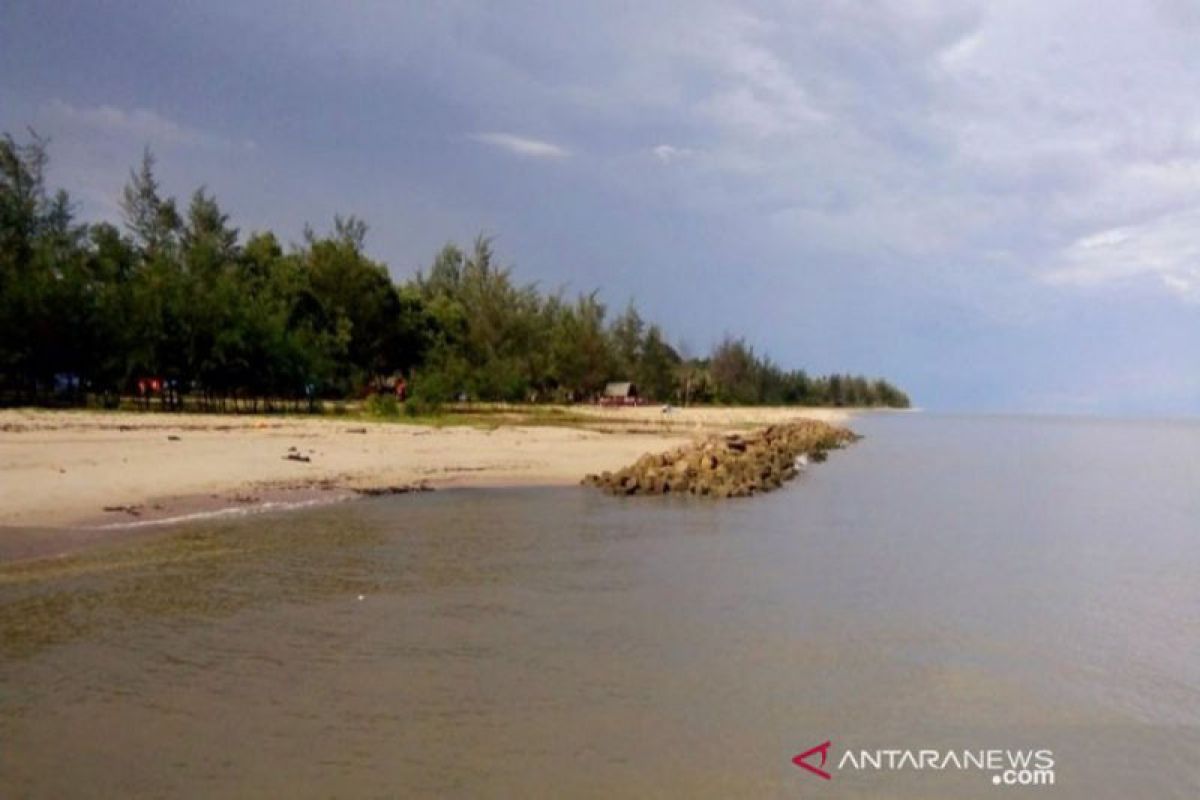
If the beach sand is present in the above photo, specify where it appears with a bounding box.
[0,406,851,538]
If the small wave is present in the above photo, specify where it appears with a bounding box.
[89,495,353,530]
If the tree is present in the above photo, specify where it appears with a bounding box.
[609,301,644,379]
[0,132,912,411]
[549,293,611,400]
[181,188,239,264]
[709,336,760,404]
[120,148,180,258]
[636,324,680,401]
[0,132,94,400]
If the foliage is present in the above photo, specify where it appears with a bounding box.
[363,392,400,418]
[403,396,440,418]
[0,133,910,410]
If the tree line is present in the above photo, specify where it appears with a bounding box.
[0,133,910,411]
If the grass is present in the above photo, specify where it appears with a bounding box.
[3,398,846,435]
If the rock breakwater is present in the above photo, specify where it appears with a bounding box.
[583,419,858,498]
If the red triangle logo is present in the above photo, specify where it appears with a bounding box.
[793,740,833,780]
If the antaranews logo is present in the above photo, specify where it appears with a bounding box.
[792,741,1056,787]
[792,741,833,780]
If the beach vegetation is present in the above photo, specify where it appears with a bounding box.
[0,134,910,410]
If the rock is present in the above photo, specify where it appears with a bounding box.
[582,419,858,500]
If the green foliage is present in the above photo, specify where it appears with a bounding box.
[363,392,400,417]
[0,132,910,410]
[120,148,180,259]
[704,335,909,407]
[403,396,440,417]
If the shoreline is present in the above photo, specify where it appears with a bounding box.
[1,406,854,558]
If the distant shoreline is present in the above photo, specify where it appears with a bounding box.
[0,405,853,559]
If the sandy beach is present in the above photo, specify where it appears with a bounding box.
[0,406,850,536]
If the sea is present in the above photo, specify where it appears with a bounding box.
[2,414,1198,797]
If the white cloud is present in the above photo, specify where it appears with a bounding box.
[652,144,693,164]
[1045,208,1200,302]
[682,11,829,140]
[937,30,983,70]
[27,100,256,224]
[468,132,569,160]
[40,99,253,151]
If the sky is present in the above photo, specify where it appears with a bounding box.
[3,0,1199,414]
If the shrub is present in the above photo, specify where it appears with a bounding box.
[403,396,440,417]
[364,393,400,417]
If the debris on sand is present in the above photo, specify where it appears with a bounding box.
[352,482,433,497]
[102,504,143,516]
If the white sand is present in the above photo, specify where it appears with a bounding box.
[0,406,850,529]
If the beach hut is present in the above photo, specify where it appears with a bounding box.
[601,381,640,406]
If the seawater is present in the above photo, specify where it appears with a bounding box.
[2,414,1198,797]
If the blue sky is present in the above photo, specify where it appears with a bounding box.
[3,1,1199,414]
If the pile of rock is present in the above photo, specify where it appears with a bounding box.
[583,420,858,499]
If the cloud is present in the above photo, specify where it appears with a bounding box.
[681,9,829,140]
[468,132,569,160]
[40,99,253,151]
[652,144,694,164]
[605,0,1200,309]
[937,30,983,69]
[9,0,1200,410]
[31,5,1200,313]
[25,100,257,224]
[1045,209,1200,302]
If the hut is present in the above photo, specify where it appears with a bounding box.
[600,381,640,406]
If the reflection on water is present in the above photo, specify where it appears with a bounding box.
[2,415,1198,798]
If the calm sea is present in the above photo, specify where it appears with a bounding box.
[2,414,1198,797]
